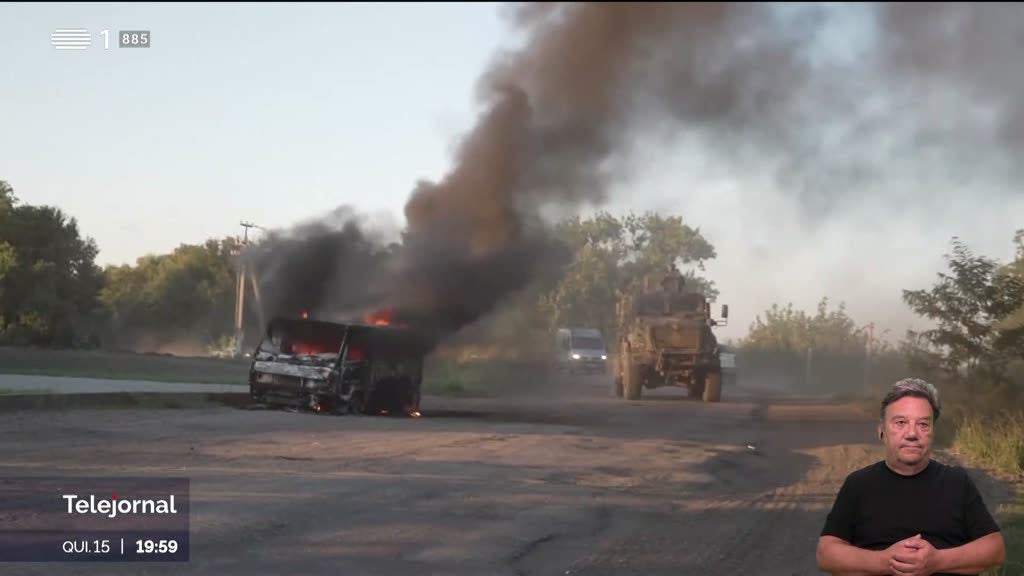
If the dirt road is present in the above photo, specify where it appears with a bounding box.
[0,375,1013,575]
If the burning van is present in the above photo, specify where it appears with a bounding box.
[248,316,428,416]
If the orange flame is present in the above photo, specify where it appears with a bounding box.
[291,342,325,355]
[365,308,393,326]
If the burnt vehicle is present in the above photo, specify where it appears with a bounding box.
[248,316,428,416]
[614,273,728,402]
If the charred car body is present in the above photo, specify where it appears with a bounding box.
[615,273,728,403]
[249,316,428,415]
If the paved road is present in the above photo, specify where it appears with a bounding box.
[0,374,1013,575]
[0,374,247,395]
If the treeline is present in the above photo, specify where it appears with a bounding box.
[477,210,720,357]
[735,234,1024,411]
[0,180,718,355]
[730,233,1024,478]
[0,181,105,347]
[3,176,1023,405]
[731,299,903,396]
[0,181,248,353]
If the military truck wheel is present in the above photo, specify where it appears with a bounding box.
[623,354,642,400]
[687,374,705,399]
[703,371,722,403]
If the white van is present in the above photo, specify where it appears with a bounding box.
[556,328,608,374]
[719,344,737,387]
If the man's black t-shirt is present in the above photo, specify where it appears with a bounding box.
[821,459,1001,575]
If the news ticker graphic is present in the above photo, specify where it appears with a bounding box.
[50,29,151,50]
[0,477,189,562]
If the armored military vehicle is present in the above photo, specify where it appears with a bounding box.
[614,273,728,402]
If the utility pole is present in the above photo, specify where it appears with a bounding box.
[863,322,874,393]
[240,221,257,244]
[234,221,260,357]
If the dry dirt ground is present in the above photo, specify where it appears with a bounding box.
[0,375,1015,576]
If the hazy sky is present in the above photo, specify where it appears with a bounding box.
[1,2,508,260]
[2,3,1022,342]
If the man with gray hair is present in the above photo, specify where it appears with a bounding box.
[817,378,1006,576]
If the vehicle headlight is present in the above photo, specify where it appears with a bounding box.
[572,353,581,360]
[601,355,607,360]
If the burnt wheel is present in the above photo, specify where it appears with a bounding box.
[347,391,369,415]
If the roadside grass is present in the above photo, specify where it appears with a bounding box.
[422,358,549,398]
[953,412,1024,479]
[983,499,1023,576]
[0,346,251,385]
[948,407,1023,576]
[954,410,1023,576]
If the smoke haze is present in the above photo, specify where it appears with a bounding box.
[248,3,1024,346]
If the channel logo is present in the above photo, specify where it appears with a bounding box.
[51,29,91,50]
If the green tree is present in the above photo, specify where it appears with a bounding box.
[902,236,1024,385]
[0,198,103,346]
[0,180,15,214]
[742,298,868,354]
[743,302,813,352]
[538,211,718,339]
[0,242,16,326]
[0,242,15,281]
[621,212,716,283]
[100,238,241,350]
[0,181,18,327]
[993,229,1024,334]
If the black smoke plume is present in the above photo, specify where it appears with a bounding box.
[245,3,1024,348]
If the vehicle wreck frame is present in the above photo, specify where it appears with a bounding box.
[248,317,429,416]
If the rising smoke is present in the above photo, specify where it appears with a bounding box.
[247,3,1024,347]
[242,206,397,323]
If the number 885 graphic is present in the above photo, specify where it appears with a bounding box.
[119,30,150,48]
